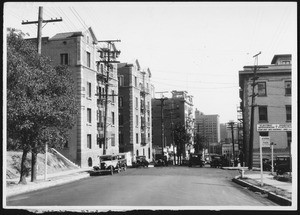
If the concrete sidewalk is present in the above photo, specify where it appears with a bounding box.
[6,167,92,197]
[223,166,293,206]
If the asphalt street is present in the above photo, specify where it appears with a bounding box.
[7,165,278,207]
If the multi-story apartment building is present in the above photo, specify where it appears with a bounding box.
[152,91,194,162]
[37,27,119,167]
[194,109,220,153]
[239,54,292,167]
[117,60,153,162]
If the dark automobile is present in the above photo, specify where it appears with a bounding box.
[262,158,272,171]
[133,156,149,168]
[154,154,168,167]
[210,155,222,168]
[188,153,204,167]
[117,153,127,171]
[274,156,291,175]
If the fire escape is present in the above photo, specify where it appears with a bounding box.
[140,70,150,147]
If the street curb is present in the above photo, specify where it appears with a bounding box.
[6,172,90,198]
[232,176,292,206]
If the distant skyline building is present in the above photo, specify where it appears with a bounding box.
[152,90,194,162]
[194,109,220,154]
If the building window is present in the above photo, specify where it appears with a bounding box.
[286,105,291,121]
[285,81,291,96]
[118,76,124,86]
[257,82,267,96]
[87,82,92,98]
[88,157,92,167]
[134,76,137,87]
[287,132,291,147]
[60,53,69,65]
[112,112,115,125]
[111,90,115,103]
[136,133,139,144]
[119,113,123,126]
[148,148,151,159]
[111,134,115,146]
[86,51,91,68]
[136,115,139,127]
[258,106,268,122]
[119,131,124,145]
[100,64,104,73]
[119,97,123,107]
[136,97,139,109]
[87,108,92,123]
[87,134,92,149]
[136,149,139,156]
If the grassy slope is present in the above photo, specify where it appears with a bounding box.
[6,150,79,179]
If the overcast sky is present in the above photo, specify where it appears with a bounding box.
[4,2,297,123]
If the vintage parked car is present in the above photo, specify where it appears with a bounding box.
[93,155,121,175]
[117,153,128,171]
[154,154,168,167]
[262,158,272,171]
[133,156,149,168]
[188,153,204,167]
[210,155,222,168]
[274,156,291,175]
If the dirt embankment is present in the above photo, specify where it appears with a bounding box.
[6,150,79,180]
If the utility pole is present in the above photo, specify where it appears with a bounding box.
[98,40,121,155]
[22,6,62,182]
[155,92,168,157]
[245,52,268,170]
[228,121,235,164]
[22,7,63,54]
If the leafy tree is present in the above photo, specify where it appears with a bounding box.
[193,133,206,153]
[7,28,79,184]
[173,122,191,165]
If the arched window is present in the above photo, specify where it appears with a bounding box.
[88,157,93,167]
[136,150,139,157]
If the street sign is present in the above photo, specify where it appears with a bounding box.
[260,136,270,148]
[257,124,291,131]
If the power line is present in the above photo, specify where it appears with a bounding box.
[69,7,89,30]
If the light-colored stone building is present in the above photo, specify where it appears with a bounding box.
[39,27,119,167]
[117,60,153,162]
[239,54,292,167]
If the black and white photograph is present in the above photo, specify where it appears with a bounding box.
[3,1,297,213]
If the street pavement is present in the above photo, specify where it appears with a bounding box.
[4,165,294,208]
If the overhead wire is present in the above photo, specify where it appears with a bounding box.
[69,7,89,31]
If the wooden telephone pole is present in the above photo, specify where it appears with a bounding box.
[22,6,62,182]
[98,40,121,155]
[155,92,168,156]
[244,52,268,170]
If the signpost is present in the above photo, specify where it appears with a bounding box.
[259,136,270,186]
[271,142,275,175]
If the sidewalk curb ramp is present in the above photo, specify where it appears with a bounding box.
[6,171,90,198]
[232,176,292,206]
